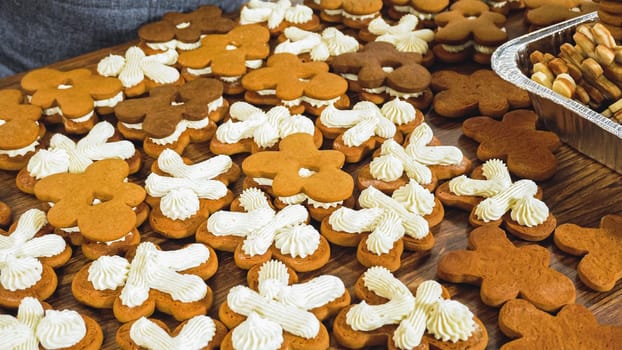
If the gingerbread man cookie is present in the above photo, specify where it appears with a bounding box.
[437,225,576,311]
[239,0,321,35]
[197,187,331,272]
[499,299,622,349]
[433,0,508,65]
[333,266,488,350]
[97,46,183,97]
[242,52,349,116]
[462,109,562,181]
[321,183,441,271]
[242,133,354,221]
[525,0,598,30]
[177,24,271,94]
[33,158,147,259]
[21,68,124,134]
[0,297,103,350]
[210,101,322,156]
[0,209,71,308]
[116,315,228,350]
[554,214,622,292]
[145,149,239,239]
[218,259,350,350]
[138,5,235,52]
[114,78,227,158]
[331,41,433,110]
[386,0,450,27]
[16,120,141,194]
[430,69,531,118]
[72,241,218,323]
[0,89,45,171]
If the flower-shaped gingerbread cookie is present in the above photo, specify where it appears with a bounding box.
[145,149,238,239]
[430,69,531,118]
[33,158,146,259]
[0,209,71,308]
[114,78,226,158]
[499,299,622,349]
[210,101,322,156]
[317,99,422,163]
[333,267,488,350]
[72,241,218,323]
[138,5,235,51]
[462,109,561,181]
[17,121,141,194]
[331,41,433,109]
[116,315,228,350]
[21,68,123,134]
[432,0,507,64]
[321,183,441,271]
[554,214,622,292]
[197,187,331,271]
[0,297,103,350]
[437,225,576,311]
[242,52,349,116]
[177,24,271,93]
[240,0,321,34]
[241,133,354,221]
[218,259,350,350]
[0,89,45,171]
[357,122,471,193]
[97,46,182,97]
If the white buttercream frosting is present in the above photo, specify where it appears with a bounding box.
[474,179,548,226]
[381,97,417,126]
[376,139,432,185]
[87,255,131,290]
[36,310,87,349]
[130,316,216,350]
[328,207,384,233]
[0,209,65,291]
[406,123,464,166]
[232,312,283,350]
[369,15,434,54]
[449,159,512,197]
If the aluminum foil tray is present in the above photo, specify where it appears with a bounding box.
[492,12,622,174]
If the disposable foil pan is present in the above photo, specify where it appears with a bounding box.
[492,12,622,174]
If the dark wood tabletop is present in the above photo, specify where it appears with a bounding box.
[0,9,620,350]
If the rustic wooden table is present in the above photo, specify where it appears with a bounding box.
[0,10,620,350]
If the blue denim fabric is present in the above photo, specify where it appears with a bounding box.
[0,0,248,77]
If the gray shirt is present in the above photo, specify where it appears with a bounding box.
[0,0,247,77]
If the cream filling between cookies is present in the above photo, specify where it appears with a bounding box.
[393,6,435,20]
[342,11,378,21]
[147,40,177,51]
[0,138,39,157]
[148,116,211,145]
[94,91,124,108]
[323,9,342,16]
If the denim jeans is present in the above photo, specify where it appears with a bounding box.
[0,0,248,77]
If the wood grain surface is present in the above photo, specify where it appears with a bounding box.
[0,9,620,350]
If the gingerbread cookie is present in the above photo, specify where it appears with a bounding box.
[97,46,183,97]
[21,68,123,133]
[218,259,350,350]
[239,0,321,35]
[499,299,622,349]
[433,0,508,65]
[363,15,435,67]
[554,214,622,292]
[177,24,271,94]
[145,149,239,239]
[462,109,561,181]
[16,120,142,194]
[0,89,45,171]
[0,297,103,350]
[242,52,349,116]
[197,187,331,272]
[116,315,228,350]
[114,78,227,158]
[0,200,10,227]
[525,0,598,30]
[33,158,147,259]
[331,41,434,110]
[210,101,322,156]
[321,183,441,271]
[333,267,488,350]
[386,0,450,28]
[0,209,71,308]
[431,69,531,118]
[357,122,470,193]
[274,26,360,63]
[241,133,354,221]
[72,241,218,323]
[138,5,235,52]
[437,225,576,311]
